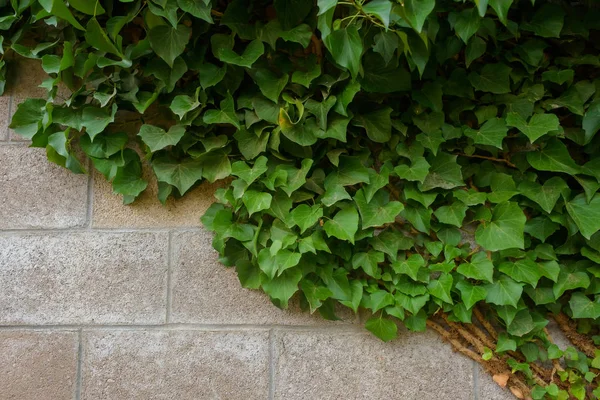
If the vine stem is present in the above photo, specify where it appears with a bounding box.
[457,153,517,168]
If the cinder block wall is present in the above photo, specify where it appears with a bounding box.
[0,58,511,400]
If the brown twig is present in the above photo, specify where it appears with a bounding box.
[554,313,598,358]
[457,153,517,168]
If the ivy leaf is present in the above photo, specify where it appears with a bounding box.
[488,0,513,26]
[476,202,526,251]
[498,259,545,288]
[582,100,600,146]
[138,124,186,152]
[354,189,404,229]
[218,39,264,68]
[434,201,468,227]
[152,156,204,195]
[232,157,269,185]
[427,273,454,304]
[353,108,392,143]
[393,0,435,33]
[468,63,512,94]
[291,204,323,233]
[449,8,481,44]
[569,293,600,319]
[148,24,191,67]
[300,280,333,314]
[373,31,398,65]
[526,138,581,175]
[365,315,397,342]
[456,281,488,309]
[466,36,486,68]
[85,18,121,56]
[553,270,591,299]
[518,177,568,214]
[394,157,430,184]
[273,0,313,30]
[421,152,464,191]
[203,93,241,129]
[170,93,200,120]
[506,112,560,143]
[521,4,564,38]
[177,0,212,23]
[456,252,494,283]
[8,98,46,138]
[391,254,425,281]
[200,151,232,183]
[362,0,392,29]
[485,275,523,308]
[317,0,337,15]
[82,104,117,141]
[566,194,600,239]
[464,118,508,149]
[324,204,359,244]
[323,26,363,79]
[261,268,302,309]
[242,190,273,216]
[352,251,384,278]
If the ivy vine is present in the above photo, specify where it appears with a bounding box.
[2,0,600,398]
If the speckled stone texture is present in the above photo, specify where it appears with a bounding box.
[0,331,78,400]
[81,330,270,400]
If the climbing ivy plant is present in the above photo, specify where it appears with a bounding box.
[3,0,600,398]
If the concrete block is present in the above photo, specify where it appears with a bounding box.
[170,230,357,325]
[81,330,269,400]
[274,329,474,399]
[0,96,9,140]
[92,169,225,228]
[0,330,78,400]
[0,145,88,229]
[0,232,168,324]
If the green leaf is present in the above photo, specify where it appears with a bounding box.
[394,157,430,184]
[553,270,590,299]
[300,280,333,313]
[148,24,191,67]
[85,18,121,56]
[427,273,454,304]
[291,204,323,233]
[421,152,464,191]
[488,0,513,26]
[216,39,264,68]
[449,8,480,44]
[365,315,397,342]
[434,201,467,227]
[203,93,240,129]
[456,280,487,309]
[152,156,204,195]
[82,104,117,141]
[261,267,302,309]
[498,259,547,288]
[518,177,568,214]
[506,112,560,143]
[250,68,289,103]
[362,0,392,29]
[138,124,186,152]
[353,108,392,143]
[476,202,526,251]
[177,0,212,23]
[354,189,404,229]
[170,94,200,120]
[569,293,600,319]
[323,26,363,79]
[8,98,45,138]
[522,4,564,38]
[468,63,512,94]
[485,275,523,308]
[373,31,398,65]
[526,138,581,175]
[69,0,106,15]
[583,100,600,146]
[391,254,425,281]
[324,204,359,244]
[352,251,384,278]
[466,36,486,68]
[457,252,494,283]
[566,194,600,239]
[318,0,337,15]
[273,0,313,30]
[242,190,273,216]
[463,118,508,149]
[393,0,435,33]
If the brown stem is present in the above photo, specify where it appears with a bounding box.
[473,307,498,341]
[427,320,482,362]
[457,153,517,169]
[554,313,598,358]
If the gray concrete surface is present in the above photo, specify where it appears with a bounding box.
[0,59,514,399]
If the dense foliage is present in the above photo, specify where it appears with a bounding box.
[3,0,600,398]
